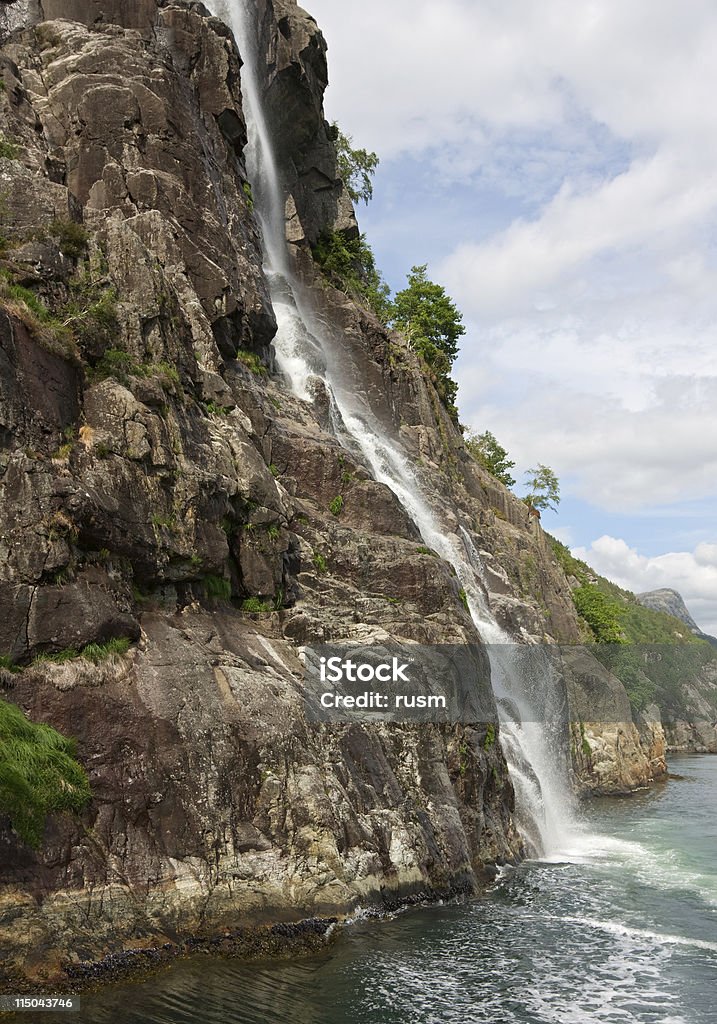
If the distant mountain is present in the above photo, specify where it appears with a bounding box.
[637,588,717,647]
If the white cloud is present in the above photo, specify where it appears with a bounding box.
[308,0,717,523]
[573,536,717,636]
[460,358,717,511]
[308,0,568,156]
[309,0,717,156]
[439,148,717,318]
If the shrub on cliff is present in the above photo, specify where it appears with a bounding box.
[572,584,626,644]
[312,230,391,321]
[390,264,465,416]
[0,699,91,848]
[465,430,516,487]
[49,218,88,260]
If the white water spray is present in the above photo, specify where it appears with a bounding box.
[212,0,579,858]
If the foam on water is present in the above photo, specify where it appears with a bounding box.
[553,916,717,953]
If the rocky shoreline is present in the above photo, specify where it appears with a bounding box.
[7,880,495,994]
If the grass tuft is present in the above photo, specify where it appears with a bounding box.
[0,699,91,847]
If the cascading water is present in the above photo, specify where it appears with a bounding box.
[212,0,580,859]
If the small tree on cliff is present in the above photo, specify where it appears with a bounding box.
[390,264,465,414]
[465,430,516,487]
[523,464,560,513]
[332,123,379,205]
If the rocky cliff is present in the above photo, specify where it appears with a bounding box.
[635,590,717,752]
[637,588,717,646]
[0,0,664,989]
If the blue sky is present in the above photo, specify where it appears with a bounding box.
[306,0,717,634]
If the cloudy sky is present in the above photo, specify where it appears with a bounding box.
[306,0,717,635]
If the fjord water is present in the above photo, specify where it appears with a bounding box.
[211,0,576,858]
[79,756,717,1023]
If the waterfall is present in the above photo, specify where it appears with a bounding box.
[211,0,579,859]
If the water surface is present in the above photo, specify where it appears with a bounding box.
[77,755,717,1024]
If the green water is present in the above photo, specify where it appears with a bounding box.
[78,755,716,1023]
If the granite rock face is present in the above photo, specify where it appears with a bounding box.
[661,659,717,753]
[636,590,717,750]
[252,0,358,245]
[0,0,663,988]
[564,648,667,794]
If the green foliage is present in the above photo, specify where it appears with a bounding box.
[483,722,496,751]
[2,279,50,320]
[549,536,706,647]
[329,495,344,517]
[458,588,469,613]
[390,265,464,414]
[151,513,176,530]
[33,637,131,666]
[265,524,280,540]
[203,575,232,601]
[50,218,88,259]
[548,535,716,713]
[53,442,72,461]
[417,546,438,557]
[0,271,119,364]
[549,537,591,583]
[0,699,91,847]
[0,134,20,160]
[81,637,131,662]
[313,553,328,573]
[391,265,465,364]
[33,648,78,665]
[523,464,560,513]
[617,603,699,645]
[94,347,136,378]
[203,400,230,416]
[236,349,267,376]
[332,123,379,205]
[572,585,626,644]
[63,283,118,354]
[241,597,273,613]
[93,349,181,390]
[464,430,516,487]
[242,181,254,211]
[149,361,180,387]
[0,656,19,673]
[312,230,391,321]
